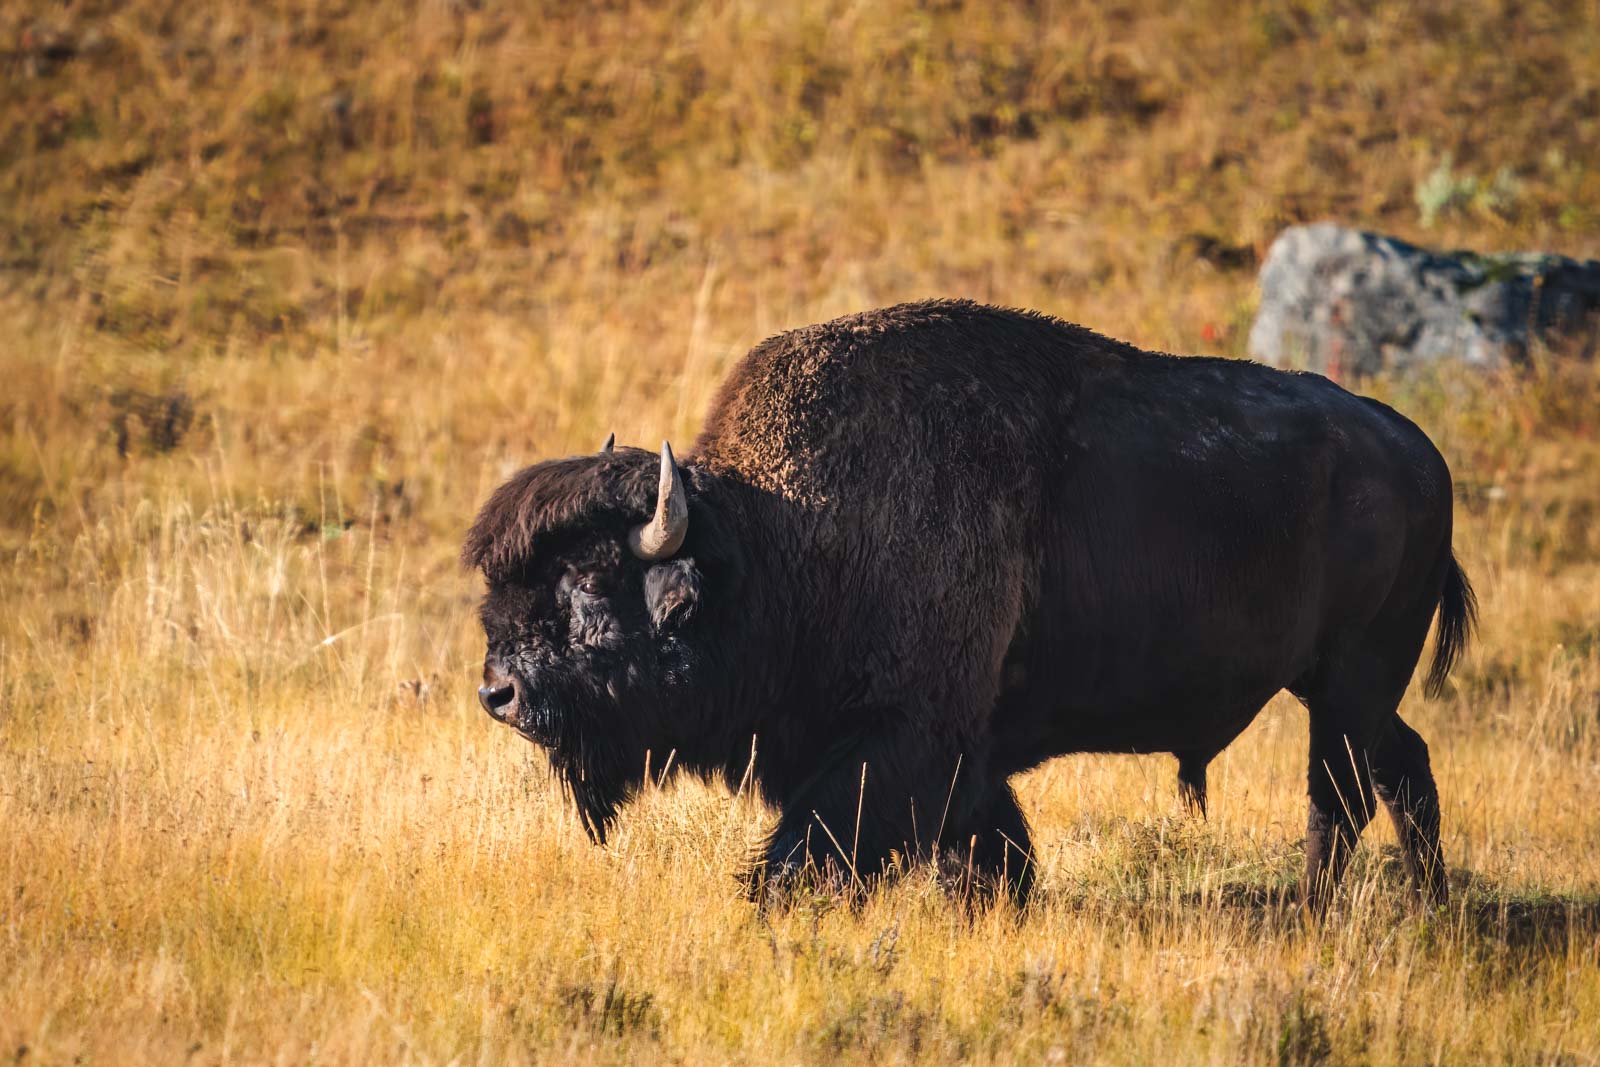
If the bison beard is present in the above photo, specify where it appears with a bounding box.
[464,299,1473,911]
[520,681,629,845]
[538,642,704,845]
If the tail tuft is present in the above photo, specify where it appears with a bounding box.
[1424,551,1476,699]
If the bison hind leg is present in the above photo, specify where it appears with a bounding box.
[1372,716,1448,907]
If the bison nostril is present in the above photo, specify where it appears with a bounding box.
[478,682,515,719]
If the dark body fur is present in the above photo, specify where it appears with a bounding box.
[465,299,1473,908]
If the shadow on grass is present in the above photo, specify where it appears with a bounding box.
[1168,870,1600,959]
[1458,884,1600,955]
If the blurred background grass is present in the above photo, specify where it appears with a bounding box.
[5,0,1598,557]
[2,1,1599,1064]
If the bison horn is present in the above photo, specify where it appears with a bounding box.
[628,441,688,560]
[599,432,615,453]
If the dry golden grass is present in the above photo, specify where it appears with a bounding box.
[3,1,1599,1063]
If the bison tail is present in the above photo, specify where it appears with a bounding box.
[1424,550,1477,699]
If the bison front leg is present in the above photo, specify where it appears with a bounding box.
[938,781,1035,905]
[748,732,1031,906]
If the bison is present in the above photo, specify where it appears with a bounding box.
[463,299,1474,909]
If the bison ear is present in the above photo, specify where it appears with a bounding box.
[643,558,702,632]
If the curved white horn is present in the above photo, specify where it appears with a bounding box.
[599,432,615,453]
[628,441,688,560]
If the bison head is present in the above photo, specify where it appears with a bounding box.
[462,439,722,841]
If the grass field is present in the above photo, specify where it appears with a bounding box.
[3,1,1600,1063]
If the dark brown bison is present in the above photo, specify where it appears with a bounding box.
[463,299,1473,908]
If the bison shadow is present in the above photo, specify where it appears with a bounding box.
[1158,864,1600,957]
[1454,885,1600,955]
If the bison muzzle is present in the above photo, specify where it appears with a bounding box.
[463,299,1474,910]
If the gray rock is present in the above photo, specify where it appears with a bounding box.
[1248,222,1600,377]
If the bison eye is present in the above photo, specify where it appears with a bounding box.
[577,577,604,597]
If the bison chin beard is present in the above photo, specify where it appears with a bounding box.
[516,683,661,846]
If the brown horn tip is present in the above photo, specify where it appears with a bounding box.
[599,432,615,453]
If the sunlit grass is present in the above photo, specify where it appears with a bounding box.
[4,377,1598,1063]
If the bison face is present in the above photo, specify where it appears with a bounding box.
[466,441,707,841]
[476,538,703,746]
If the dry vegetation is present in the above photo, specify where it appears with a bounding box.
[3,1,1600,1063]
